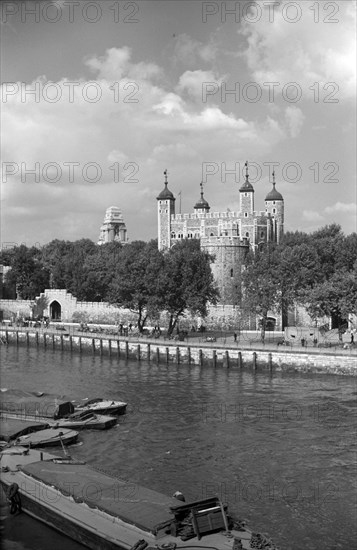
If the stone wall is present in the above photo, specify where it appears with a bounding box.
[0,291,280,329]
[0,290,130,324]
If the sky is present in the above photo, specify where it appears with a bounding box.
[1,0,356,247]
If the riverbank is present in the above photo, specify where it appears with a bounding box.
[1,327,356,376]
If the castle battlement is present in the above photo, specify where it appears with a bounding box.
[201,236,249,246]
[172,210,268,222]
[172,211,241,221]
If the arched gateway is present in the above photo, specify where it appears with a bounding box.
[50,300,61,320]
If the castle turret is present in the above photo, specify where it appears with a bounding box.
[157,169,175,251]
[194,182,210,213]
[239,161,254,214]
[265,171,284,243]
[239,161,255,245]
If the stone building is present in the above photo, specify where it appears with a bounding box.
[98,206,128,245]
[157,163,284,305]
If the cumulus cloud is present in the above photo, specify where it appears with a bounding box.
[325,202,357,214]
[176,70,225,101]
[285,106,305,138]
[1,47,292,243]
[302,210,324,222]
[240,0,356,100]
[173,33,218,67]
[85,47,162,82]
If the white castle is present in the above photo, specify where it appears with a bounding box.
[156,163,284,304]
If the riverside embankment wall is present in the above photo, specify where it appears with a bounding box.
[1,328,356,376]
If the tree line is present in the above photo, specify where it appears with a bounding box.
[1,239,219,335]
[1,224,356,337]
[242,224,357,340]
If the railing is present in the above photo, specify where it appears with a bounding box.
[1,325,356,356]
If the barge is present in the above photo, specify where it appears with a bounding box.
[0,447,277,550]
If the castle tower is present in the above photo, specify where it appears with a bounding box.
[157,169,175,251]
[194,182,210,213]
[98,206,128,245]
[239,161,255,246]
[265,171,284,243]
[239,161,254,214]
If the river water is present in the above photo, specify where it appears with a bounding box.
[1,345,356,550]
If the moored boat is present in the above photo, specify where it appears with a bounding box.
[54,410,118,430]
[0,446,277,550]
[0,389,127,418]
[74,397,127,416]
[2,410,117,430]
[0,418,79,448]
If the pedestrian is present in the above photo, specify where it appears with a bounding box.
[234,332,237,342]
[351,332,354,344]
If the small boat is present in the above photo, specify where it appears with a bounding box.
[0,389,127,419]
[0,418,79,448]
[74,397,127,416]
[53,410,117,430]
[2,410,117,431]
[0,446,277,550]
[0,418,50,442]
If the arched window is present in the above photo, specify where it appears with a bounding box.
[273,208,276,214]
[210,232,214,236]
[244,212,248,218]
[245,232,249,238]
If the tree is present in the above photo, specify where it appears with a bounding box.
[159,240,219,335]
[107,240,164,332]
[304,266,357,338]
[42,239,98,299]
[80,242,123,302]
[279,242,321,304]
[308,224,345,281]
[31,295,49,319]
[242,245,282,342]
[4,245,49,299]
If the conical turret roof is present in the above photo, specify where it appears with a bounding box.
[194,182,210,210]
[239,161,254,192]
[265,172,283,201]
[157,170,175,200]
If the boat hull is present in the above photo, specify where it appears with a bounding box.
[0,478,127,550]
[0,448,267,550]
[74,404,127,416]
[55,416,117,430]
[15,429,79,448]
[2,412,117,431]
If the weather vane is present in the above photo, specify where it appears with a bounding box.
[245,161,249,178]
